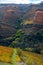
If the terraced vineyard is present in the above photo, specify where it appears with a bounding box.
[17,49,43,65]
[0,46,43,65]
[0,46,21,65]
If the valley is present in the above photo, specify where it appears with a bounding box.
[0,2,43,65]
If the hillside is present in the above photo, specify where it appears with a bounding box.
[0,23,16,38]
[0,3,43,48]
[0,3,43,39]
[0,46,43,65]
[0,2,43,65]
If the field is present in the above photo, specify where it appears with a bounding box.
[0,46,21,65]
[0,46,13,63]
[0,46,43,65]
[17,49,43,65]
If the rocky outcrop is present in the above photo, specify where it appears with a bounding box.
[34,11,43,24]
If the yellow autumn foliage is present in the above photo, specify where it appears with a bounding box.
[15,55,21,62]
[21,50,43,65]
[0,46,13,63]
[0,46,21,63]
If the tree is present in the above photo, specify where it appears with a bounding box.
[9,29,24,48]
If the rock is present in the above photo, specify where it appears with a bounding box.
[34,10,43,24]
